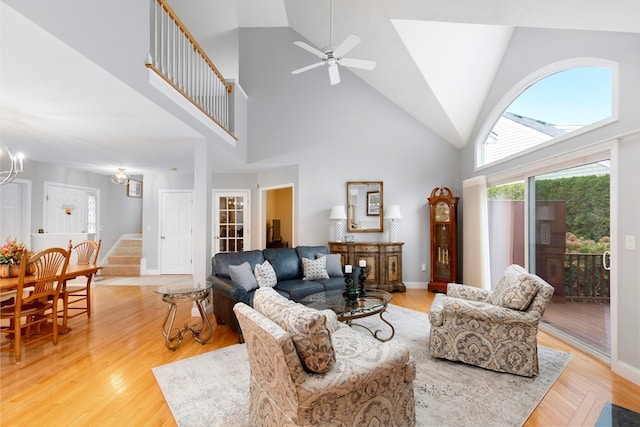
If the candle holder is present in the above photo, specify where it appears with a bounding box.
[343,270,359,301]
[358,266,368,297]
[344,270,353,287]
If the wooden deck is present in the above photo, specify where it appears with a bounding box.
[542,299,610,355]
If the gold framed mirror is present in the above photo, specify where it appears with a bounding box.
[347,181,383,232]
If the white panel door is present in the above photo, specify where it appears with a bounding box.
[0,182,26,243]
[45,184,87,233]
[160,191,193,274]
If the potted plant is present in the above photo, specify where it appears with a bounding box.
[0,238,30,278]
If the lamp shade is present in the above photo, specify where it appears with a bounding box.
[384,205,402,220]
[329,205,347,220]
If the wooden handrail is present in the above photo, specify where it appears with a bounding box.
[149,0,235,136]
[155,0,231,94]
[145,63,237,140]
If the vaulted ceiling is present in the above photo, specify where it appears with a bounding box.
[1,0,638,175]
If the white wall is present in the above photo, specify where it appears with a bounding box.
[240,27,460,286]
[615,134,640,384]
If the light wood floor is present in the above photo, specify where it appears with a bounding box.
[1,285,639,426]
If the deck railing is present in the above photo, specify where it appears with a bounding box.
[147,0,234,137]
[564,253,610,302]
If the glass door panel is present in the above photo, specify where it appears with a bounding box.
[532,161,611,356]
[214,192,249,253]
[487,160,611,356]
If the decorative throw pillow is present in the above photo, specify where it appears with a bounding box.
[228,262,258,292]
[254,260,277,288]
[316,253,343,277]
[302,257,329,280]
[492,264,539,310]
[253,287,335,374]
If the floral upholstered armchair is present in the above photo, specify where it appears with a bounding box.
[428,264,554,377]
[233,287,416,426]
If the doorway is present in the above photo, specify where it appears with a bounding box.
[159,190,193,274]
[213,190,250,254]
[263,185,294,249]
[533,161,611,356]
[487,159,611,357]
[0,179,31,244]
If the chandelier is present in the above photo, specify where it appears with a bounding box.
[110,168,130,185]
[0,143,24,185]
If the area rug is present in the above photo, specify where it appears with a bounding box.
[152,304,572,427]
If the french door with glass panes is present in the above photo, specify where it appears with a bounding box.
[214,191,250,253]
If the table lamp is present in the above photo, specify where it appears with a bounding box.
[384,205,402,242]
[329,205,347,242]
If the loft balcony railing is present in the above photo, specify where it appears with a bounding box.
[147,0,234,137]
[564,253,610,302]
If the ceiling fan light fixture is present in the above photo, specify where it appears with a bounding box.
[291,0,376,85]
[111,168,130,185]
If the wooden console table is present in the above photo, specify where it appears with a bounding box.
[329,242,405,292]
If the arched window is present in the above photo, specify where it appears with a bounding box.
[478,62,615,167]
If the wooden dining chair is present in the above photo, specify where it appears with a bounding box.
[0,247,71,362]
[60,240,101,326]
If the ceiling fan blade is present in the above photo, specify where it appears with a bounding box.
[328,63,341,85]
[339,57,377,71]
[294,41,327,60]
[333,34,361,58]
[292,61,325,75]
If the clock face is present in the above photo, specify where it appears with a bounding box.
[435,201,450,222]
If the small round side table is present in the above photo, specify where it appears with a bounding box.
[155,281,213,350]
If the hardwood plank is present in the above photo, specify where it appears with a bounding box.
[1,285,639,426]
[569,391,607,426]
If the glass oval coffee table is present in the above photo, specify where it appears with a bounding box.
[300,289,394,342]
[155,281,213,350]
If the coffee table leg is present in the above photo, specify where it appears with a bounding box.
[190,297,213,345]
[372,310,395,342]
[349,309,395,342]
[161,302,184,350]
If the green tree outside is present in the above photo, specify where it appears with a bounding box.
[488,175,610,253]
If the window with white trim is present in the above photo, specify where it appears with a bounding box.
[480,66,613,167]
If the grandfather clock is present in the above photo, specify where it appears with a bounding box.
[428,187,459,293]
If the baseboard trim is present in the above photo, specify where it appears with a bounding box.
[612,359,640,386]
[404,281,428,289]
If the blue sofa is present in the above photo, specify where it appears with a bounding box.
[209,245,354,343]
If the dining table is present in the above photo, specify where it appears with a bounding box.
[0,263,100,332]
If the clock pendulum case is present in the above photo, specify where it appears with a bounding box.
[428,186,459,293]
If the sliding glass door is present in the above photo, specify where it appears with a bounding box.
[532,162,611,356]
[488,160,611,356]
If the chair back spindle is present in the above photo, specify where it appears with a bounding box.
[70,240,101,265]
[23,248,71,303]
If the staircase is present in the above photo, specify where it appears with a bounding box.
[100,238,142,276]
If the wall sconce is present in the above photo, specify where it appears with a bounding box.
[329,205,347,242]
[1,143,24,185]
[384,205,402,242]
[111,168,130,185]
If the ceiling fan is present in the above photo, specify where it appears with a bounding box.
[291,0,376,85]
